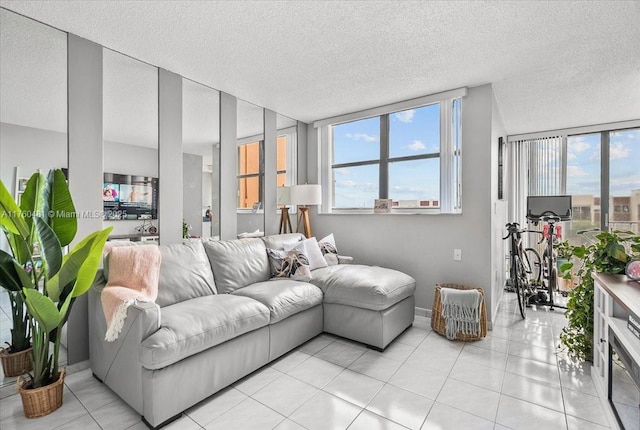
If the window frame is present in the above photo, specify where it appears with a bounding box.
[236,125,298,213]
[317,89,464,214]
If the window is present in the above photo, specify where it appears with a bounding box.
[319,91,463,213]
[237,128,296,210]
[237,140,262,209]
[509,124,639,243]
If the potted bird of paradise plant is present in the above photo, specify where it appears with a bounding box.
[0,168,112,418]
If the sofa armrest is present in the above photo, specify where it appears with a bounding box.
[338,255,353,264]
[89,276,161,414]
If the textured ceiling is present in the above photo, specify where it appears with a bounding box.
[1,0,639,136]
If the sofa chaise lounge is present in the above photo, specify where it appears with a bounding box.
[88,233,416,428]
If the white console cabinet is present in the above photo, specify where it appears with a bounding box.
[592,273,640,430]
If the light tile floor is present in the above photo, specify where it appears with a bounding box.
[0,292,613,430]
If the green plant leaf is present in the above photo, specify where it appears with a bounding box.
[47,226,112,302]
[7,232,31,265]
[19,172,46,245]
[0,250,23,292]
[71,227,112,297]
[35,217,62,279]
[23,288,61,334]
[0,180,29,237]
[44,169,77,247]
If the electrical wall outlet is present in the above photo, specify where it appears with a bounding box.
[453,249,462,261]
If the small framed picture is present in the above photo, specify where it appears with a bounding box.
[374,199,392,214]
[251,202,262,213]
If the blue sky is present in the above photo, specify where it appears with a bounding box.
[567,128,639,197]
[332,105,441,208]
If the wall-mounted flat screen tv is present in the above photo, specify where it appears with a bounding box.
[526,195,572,221]
[103,173,158,220]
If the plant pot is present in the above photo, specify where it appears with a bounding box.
[0,346,32,377]
[17,368,66,418]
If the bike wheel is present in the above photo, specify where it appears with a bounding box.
[514,256,528,319]
[524,248,541,286]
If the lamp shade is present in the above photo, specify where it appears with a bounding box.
[290,184,322,206]
[276,186,291,205]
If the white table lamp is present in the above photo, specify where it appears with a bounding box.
[289,184,322,238]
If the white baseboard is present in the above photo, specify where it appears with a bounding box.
[415,307,431,318]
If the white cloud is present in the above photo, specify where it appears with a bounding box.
[567,153,576,161]
[334,168,350,176]
[609,142,630,160]
[336,180,376,191]
[393,110,415,123]
[408,140,426,151]
[569,140,590,153]
[346,133,377,142]
[567,165,587,177]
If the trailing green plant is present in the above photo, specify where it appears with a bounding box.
[182,219,191,239]
[0,169,112,388]
[559,230,640,361]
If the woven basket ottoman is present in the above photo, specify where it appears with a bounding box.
[431,283,487,341]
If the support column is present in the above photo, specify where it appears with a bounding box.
[158,68,182,245]
[67,34,103,364]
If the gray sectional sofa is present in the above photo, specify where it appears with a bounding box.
[88,233,416,428]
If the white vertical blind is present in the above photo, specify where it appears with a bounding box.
[508,136,565,248]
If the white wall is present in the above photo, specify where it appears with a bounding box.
[307,84,498,317]
[0,122,67,187]
[490,89,508,320]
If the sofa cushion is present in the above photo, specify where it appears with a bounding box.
[232,279,323,324]
[262,233,304,251]
[204,238,271,293]
[140,295,269,370]
[156,241,217,307]
[310,265,416,311]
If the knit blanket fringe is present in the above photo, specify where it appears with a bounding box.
[440,288,482,340]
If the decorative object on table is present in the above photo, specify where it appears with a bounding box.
[277,186,293,234]
[0,168,112,418]
[559,230,640,362]
[289,184,321,238]
[626,260,640,281]
[374,199,392,214]
[431,284,487,341]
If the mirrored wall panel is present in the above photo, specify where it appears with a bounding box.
[0,8,68,199]
[0,8,68,385]
[237,100,264,237]
[103,48,159,240]
[182,79,220,240]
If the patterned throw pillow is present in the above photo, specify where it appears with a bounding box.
[318,233,339,266]
[266,243,312,282]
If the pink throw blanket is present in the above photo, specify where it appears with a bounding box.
[101,245,161,342]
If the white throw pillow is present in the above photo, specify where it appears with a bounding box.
[302,237,329,271]
[318,233,339,266]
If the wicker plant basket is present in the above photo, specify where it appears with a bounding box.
[18,368,66,418]
[0,347,32,377]
[431,284,487,341]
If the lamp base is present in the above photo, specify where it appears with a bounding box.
[296,207,312,238]
[279,207,293,234]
